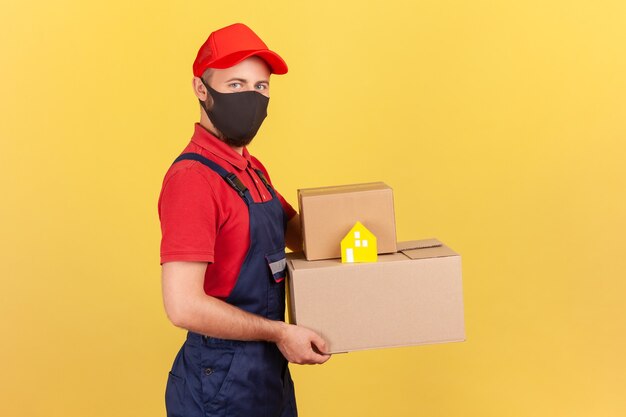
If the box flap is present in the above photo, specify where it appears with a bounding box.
[298,182,390,198]
[397,239,442,251]
[287,252,408,270]
[288,255,339,271]
[398,239,458,260]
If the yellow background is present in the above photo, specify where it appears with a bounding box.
[2,1,625,416]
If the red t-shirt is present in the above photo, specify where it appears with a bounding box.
[158,123,296,299]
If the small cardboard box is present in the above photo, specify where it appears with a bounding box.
[286,239,465,353]
[298,182,397,261]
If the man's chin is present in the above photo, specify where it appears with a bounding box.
[224,137,254,148]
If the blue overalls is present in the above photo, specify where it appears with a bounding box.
[165,153,297,417]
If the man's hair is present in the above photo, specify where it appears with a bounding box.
[200,68,215,109]
[201,68,214,85]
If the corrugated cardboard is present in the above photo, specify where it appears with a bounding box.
[286,239,465,353]
[298,182,397,261]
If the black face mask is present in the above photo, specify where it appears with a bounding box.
[200,80,269,147]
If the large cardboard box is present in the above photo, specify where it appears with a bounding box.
[298,182,397,261]
[286,239,465,353]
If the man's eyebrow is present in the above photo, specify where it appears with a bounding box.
[225,77,248,83]
[224,77,270,84]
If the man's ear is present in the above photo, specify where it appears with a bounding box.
[192,77,209,101]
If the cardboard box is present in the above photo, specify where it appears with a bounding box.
[286,239,465,353]
[298,182,397,261]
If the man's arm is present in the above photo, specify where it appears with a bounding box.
[162,261,330,365]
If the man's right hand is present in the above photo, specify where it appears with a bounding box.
[275,323,331,365]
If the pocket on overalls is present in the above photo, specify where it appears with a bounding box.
[266,248,287,283]
[165,371,186,417]
[200,344,239,408]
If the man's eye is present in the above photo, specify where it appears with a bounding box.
[229,82,242,88]
[256,84,267,90]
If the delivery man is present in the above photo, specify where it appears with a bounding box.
[158,23,330,417]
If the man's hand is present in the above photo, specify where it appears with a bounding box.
[275,323,332,365]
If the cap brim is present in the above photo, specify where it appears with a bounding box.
[209,49,288,75]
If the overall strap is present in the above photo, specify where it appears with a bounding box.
[254,169,277,199]
[172,153,253,205]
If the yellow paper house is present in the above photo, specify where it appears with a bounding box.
[341,221,378,263]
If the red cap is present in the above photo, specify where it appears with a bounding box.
[193,23,288,77]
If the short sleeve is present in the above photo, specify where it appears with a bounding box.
[158,165,220,264]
